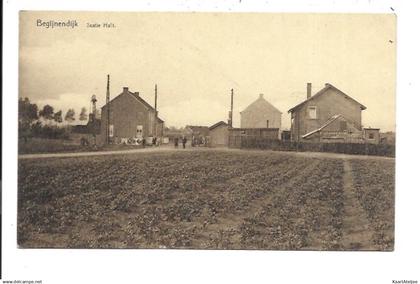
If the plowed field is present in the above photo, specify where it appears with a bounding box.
[18,150,394,250]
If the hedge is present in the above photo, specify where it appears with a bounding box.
[229,137,395,157]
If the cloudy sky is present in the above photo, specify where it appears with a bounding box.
[20,12,395,130]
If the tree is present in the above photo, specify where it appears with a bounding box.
[18,97,38,127]
[39,104,54,121]
[79,107,88,121]
[19,97,39,140]
[65,109,76,124]
[53,110,63,124]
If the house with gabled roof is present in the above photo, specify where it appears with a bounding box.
[288,83,368,142]
[240,93,282,130]
[99,87,164,144]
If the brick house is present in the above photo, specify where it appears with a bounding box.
[288,83,367,143]
[240,94,282,132]
[99,87,164,145]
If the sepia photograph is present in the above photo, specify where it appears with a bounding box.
[17,11,395,250]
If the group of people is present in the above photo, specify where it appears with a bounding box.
[151,136,161,146]
[174,136,188,149]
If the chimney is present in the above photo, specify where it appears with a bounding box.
[259,93,264,99]
[133,91,139,96]
[123,87,129,93]
[307,83,312,99]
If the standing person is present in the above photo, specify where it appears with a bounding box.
[174,137,179,148]
[182,136,187,149]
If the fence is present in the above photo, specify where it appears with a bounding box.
[229,136,395,157]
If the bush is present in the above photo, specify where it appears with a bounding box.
[29,122,70,140]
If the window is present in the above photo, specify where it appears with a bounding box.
[109,125,114,137]
[368,133,374,139]
[308,106,317,119]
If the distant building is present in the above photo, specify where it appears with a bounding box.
[240,94,282,131]
[87,113,101,135]
[380,131,396,145]
[185,125,210,146]
[364,128,380,144]
[99,87,164,144]
[209,121,229,147]
[288,83,370,143]
[164,127,187,143]
[281,130,291,141]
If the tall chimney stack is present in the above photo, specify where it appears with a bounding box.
[307,82,312,99]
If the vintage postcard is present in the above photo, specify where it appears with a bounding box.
[18,11,395,250]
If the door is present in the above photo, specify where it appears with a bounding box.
[136,125,143,138]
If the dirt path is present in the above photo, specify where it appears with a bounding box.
[18,146,188,159]
[340,159,377,250]
[19,146,394,160]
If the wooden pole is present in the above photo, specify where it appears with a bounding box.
[106,74,110,144]
[231,88,234,127]
[155,84,158,137]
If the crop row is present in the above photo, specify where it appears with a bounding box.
[350,159,395,250]
[18,151,309,248]
[236,159,345,250]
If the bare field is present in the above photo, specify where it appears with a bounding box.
[18,150,394,250]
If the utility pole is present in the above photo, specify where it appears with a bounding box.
[229,88,234,128]
[91,94,97,145]
[106,74,110,144]
[154,84,158,137]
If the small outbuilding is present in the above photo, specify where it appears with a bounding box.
[300,114,365,143]
[209,121,229,147]
[364,128,380,144]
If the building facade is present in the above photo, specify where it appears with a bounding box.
[99,87,164,145]
[288,83,367,142]
[240,94,282,131]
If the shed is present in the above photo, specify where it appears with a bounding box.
[209,121,229,147]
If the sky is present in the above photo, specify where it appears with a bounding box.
[19,12,396,131]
